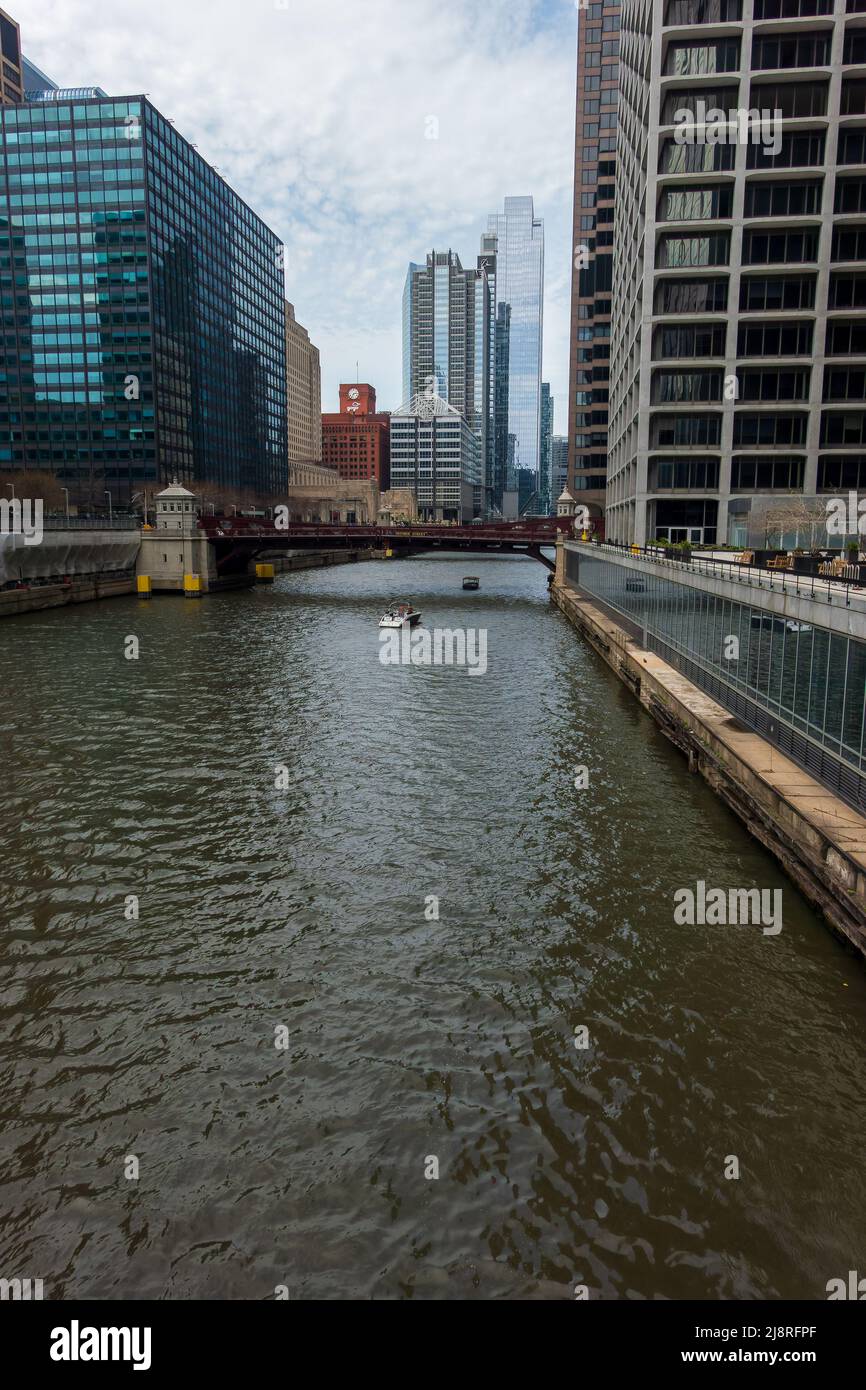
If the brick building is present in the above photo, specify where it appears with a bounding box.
[321,383,390,489]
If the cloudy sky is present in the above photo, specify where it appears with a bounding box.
[14,0,578,432]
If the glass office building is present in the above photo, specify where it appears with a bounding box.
[0,94,287,505]
[484,196,544,493]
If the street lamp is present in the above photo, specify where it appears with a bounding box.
[105,490,112,524]
[61,487,70,520]
[5,482,14,499]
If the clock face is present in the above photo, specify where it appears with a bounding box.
[348,388,359,400]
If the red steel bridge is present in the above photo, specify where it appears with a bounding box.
[197,516,576,576]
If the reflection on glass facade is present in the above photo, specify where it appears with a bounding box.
[0,95,287,505]
[566,549,866,811]
[484,197,544,495]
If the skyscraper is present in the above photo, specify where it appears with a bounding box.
[0,94,287,504]
[402,249,492,515]
[484,196,544,506]
[566,3,621,530]
[540,382,553,514]
[607,0,866,547]
[285,301,322,464]
[389,393,480,523]
[0,7,23,105]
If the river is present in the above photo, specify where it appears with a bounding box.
[1,553,865,1299]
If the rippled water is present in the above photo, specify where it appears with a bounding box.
[1,554,865,1300]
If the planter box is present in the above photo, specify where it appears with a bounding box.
[792,555,821,576]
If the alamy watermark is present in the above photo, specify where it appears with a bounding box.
[673,100,782,156]
[825,491,866,537]
[674,880,782,936]
[0,496,43,545]
[379,625,487,675]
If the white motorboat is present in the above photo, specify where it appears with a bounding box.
[379,602,421,628]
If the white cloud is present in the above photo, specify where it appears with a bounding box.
[15,0,576,431]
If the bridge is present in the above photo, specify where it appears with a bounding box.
[196,516,575,576]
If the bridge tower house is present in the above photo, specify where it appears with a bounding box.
[136,481,213,593]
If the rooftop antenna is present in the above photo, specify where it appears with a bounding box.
[355,360,359,384]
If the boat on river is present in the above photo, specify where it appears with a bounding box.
[462,576,480,590]
[379,602,421,628]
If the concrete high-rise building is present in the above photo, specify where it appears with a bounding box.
[389,393,481,523]
[0,8,23,105]
[566,3,621,531]
[285,302,322,465]
[540,382,553,513]
[402,249,492,512]
[484,197,544,499]
[0,93,287,503]
[608,0,866,547]
[551,435,569,506]
[321,383,390,489]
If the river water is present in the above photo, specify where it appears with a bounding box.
[1,554,865,1300]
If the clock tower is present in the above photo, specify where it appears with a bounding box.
[339,382,377,417]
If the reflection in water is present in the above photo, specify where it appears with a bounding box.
[1,554,865,1300]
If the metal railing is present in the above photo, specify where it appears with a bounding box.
[41,514,141,531]
[581,538,866,608]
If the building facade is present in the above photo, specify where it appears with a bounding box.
[540,381,553,513]
[484,196,545,498]
[285,301,322,465]
[0,7,22,105]
[607,0,866,546]
[402,249,492,512]
[551,434,569,503]
[0,94,287,505]
[389,392,481,523]
[567,3,621,527]
[321,383,390,488]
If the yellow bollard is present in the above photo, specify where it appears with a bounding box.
[136,575,152,599]
[255,562,275,583]
[184,573,203,597]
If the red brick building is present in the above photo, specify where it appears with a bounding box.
[321,383,390,489]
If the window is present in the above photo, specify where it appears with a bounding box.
[730,455,805,488]
[656,276,729,312]
[651,456,721,489]
[749,81,827,118]
[733,413,808,446]
[660,141,734,174]
[823,368,866,401]
[747,132,825,169]
[658,232,730,266]
[737,320,813,355]
[828,274,866,309]
[737,367,810,401]
[739,274,815,311]
[838,128,866,165]
[752,34,830,69]
[835,177,866,214]
[754,0,831,14]
[661,185,733,220]
[825,320,866,356]
[833,226,866,262]
[844,31,866,64]
[661,87,739,123]
[744,180,822,217]
[653,323,727,357]
[664,40,740,75]
[651,413,722,445]
[665,0,742,19]
[742,229,819,264]
[841,79,866,116]
[818,455,866,489]
[653,370,723,402]
[821,412,866,446]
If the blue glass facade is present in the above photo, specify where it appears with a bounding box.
[0,95,286,504]
[485,196,544,492]
[566,547,866,812]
